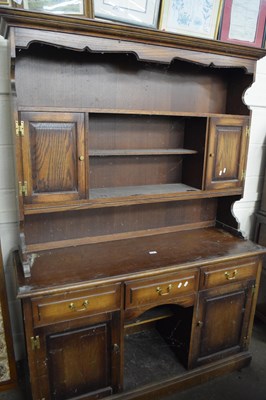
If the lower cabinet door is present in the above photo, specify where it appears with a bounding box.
[189,280,255,368]
[34,312,121,400]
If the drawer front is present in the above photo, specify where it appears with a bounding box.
[32,284,121,327]
[125,270,198,309]
[200,258,258,290]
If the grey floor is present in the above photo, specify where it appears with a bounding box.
[1,318,266,400]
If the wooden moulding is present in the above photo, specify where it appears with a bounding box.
[0,7,265,71]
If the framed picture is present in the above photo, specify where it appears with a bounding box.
[159,0,223,39]
[94,0,161,28]
[219,0,266,47]
[0,0,10,4]
[23,0,84,14]
[0,243,17,391]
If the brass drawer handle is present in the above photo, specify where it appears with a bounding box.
[69,300,89,312]
[225,269,238,280]
[156,284,172,296]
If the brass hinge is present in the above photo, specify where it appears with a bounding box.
[15,121,24,137]
[30,335,40,351]
[19,181,28,196]
[245,126,250,137]
[241,170,246,181]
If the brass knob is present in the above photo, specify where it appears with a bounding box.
[79,155,85,161]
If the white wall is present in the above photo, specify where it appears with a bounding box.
[233,57,266,239]
[0,35,265,360]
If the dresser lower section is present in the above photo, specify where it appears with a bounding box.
[16,240,263,400]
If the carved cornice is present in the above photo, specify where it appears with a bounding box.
[0,6,266,62]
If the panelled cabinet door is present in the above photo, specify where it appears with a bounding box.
[20,112,86,203]
[189,280,254,368]
[205,116,249,190]
[34,313,121,400]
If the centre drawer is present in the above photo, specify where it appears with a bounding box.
[200,257,259,290]
[125,269,198,309]
[31,283,121,327]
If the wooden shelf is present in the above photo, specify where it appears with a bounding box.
[89,184,199,199]
[125,306,174,330]
[90,149,197,156]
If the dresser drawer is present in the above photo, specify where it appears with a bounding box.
[125,270,198,309]
[200,258,258,290]
[31,284,121,327]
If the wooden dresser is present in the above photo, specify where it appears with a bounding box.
[0,7,266,400]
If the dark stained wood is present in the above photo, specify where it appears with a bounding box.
[89,114,185,151]
[15,228,265,297]
[125,270,198,309]
[226,71,253,115]
[90,150,197,156]
[2,7,266,400]
[15,48,231,112]
[47,324,112,399]
[20,187,243,216]
[199,257,258,289]
[205,116,249,190]
[182,117,208,190]
[190,280,254,368]
[32,311,122,400]
[21,112,86,203]
[31,284,121,328]
[0,8,265,64]
[24,199,217,247]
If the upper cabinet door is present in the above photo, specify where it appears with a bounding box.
[205,116,249,190]
[20,112,86,203]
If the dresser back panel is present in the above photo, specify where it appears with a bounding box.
[14,45,240,114]
[24,199,217,246]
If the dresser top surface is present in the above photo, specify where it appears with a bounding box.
[16,227,265,297]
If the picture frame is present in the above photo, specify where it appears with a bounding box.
[0,0,10,5]
[159,0,223,39]
[219,0,266,47]
[0,243,17,391]
[23,0,84,15]
[94,0,161,28]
